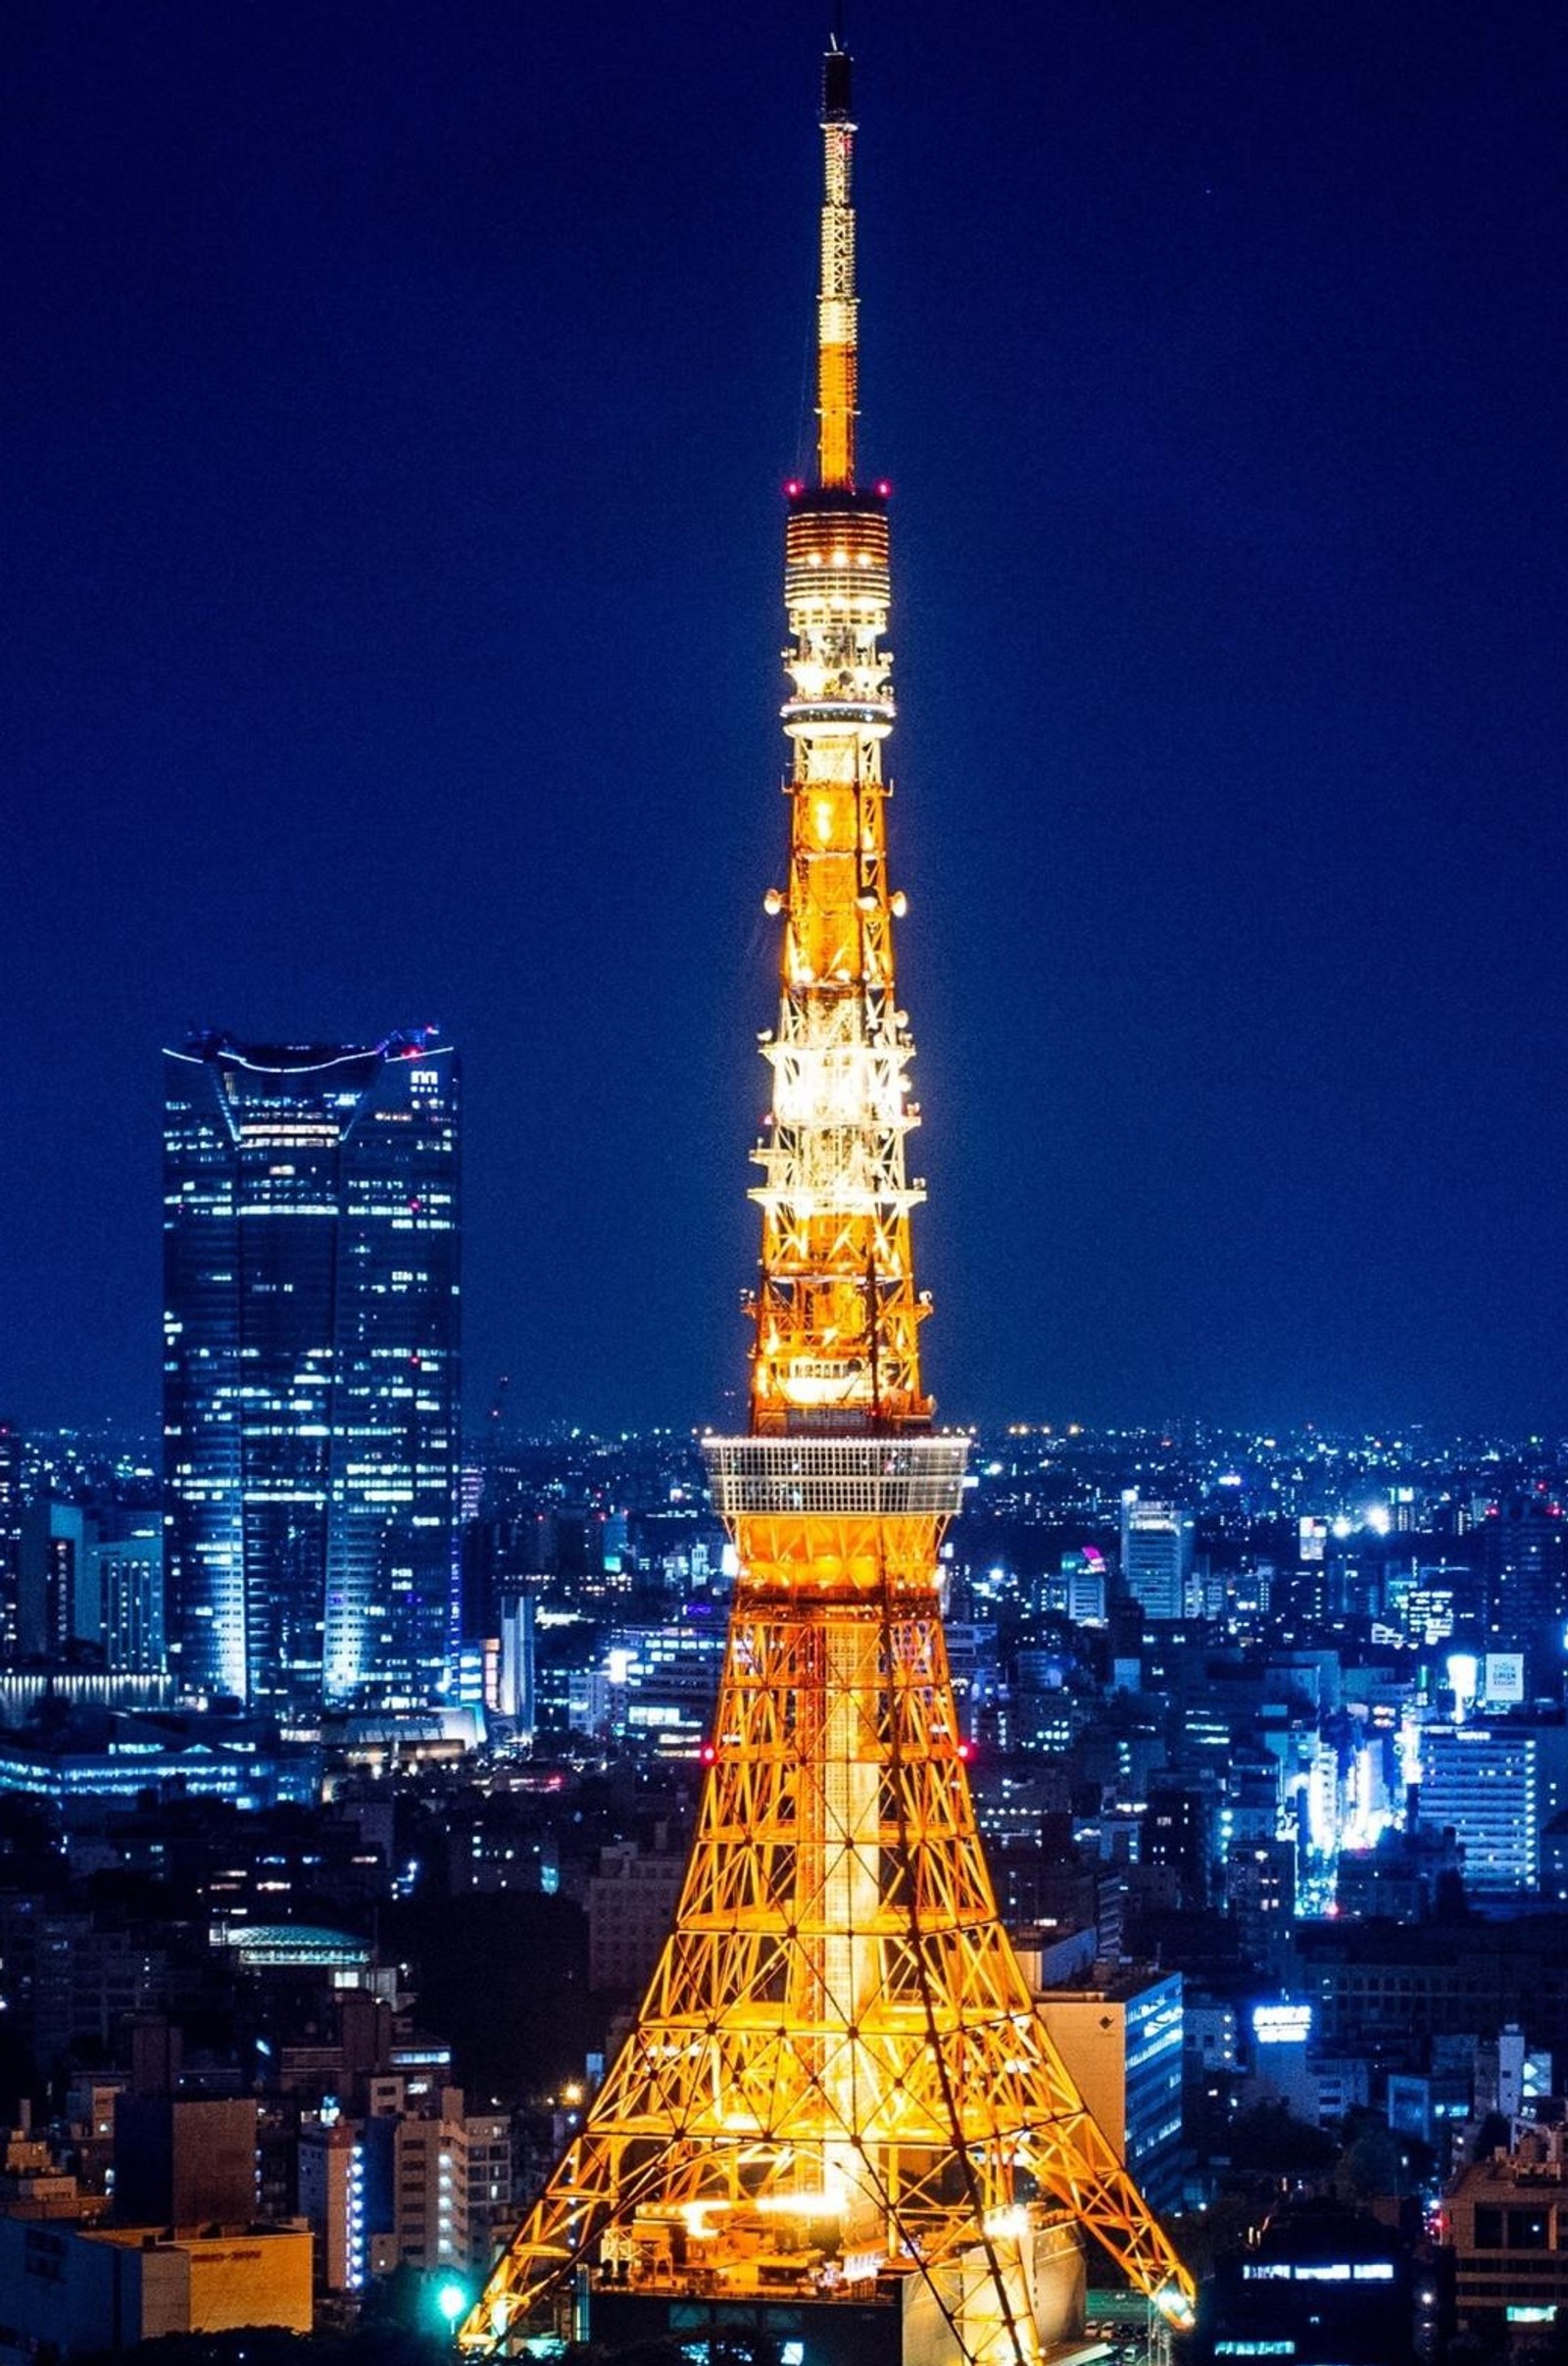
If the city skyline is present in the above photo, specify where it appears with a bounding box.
[3,19,1566,2352]
[7,0,1568,1439]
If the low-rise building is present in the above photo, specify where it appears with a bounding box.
[0,2219,311,2360]
[1197,2200,1411,2364]
[1446,2127,1568,2345]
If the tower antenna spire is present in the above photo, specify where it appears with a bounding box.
[816,22,858,486]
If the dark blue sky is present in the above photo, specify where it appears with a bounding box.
[5,1,1567,1437]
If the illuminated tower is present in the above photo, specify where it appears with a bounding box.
[466,36,1193,2364]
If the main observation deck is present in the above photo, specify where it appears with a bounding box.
[704,1434,969,1518]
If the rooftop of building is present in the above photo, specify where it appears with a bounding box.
[214,1923,369,1971]
[1031,1958,1179,2004]
[1450,2128,1568,2194]
[0,1706,278,1760]
[1225,2197,1407,2269]
[81,2219,311,2252]
[166,1027,450,1073]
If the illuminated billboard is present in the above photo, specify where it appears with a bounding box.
[1251,2003,1312,2046]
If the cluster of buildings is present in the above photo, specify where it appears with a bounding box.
[0,1971,521,2358]
[6,1039,1568,2353]
[0,1770,596,2359]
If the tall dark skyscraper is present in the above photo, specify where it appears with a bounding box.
[163,1031,461,1719]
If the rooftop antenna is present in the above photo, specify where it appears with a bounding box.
[816,12,857,485]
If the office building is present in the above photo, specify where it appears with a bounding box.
[92,1522,165,1673]
[16,1505,164,1675]
[1036,1968,1185,2216]
[383,2087,509,2276]
[494,1591,536,1734]
[163,1029,460,1717]
[1416,1721,1540,1893]
[1119,1493,1195,1622]
[0,1716,304,1817]
[1196,2203,1410,2365]
[1142,1782,1214,1909]
[1063,1546,1107,1627]
[19,1503,93,1659]
[587,1841,687,1996]
[1483,1492,1567,1698]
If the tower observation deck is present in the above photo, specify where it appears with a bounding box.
[463,33,1194,2366]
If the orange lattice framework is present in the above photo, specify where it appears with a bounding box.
[463,32,1194,2365]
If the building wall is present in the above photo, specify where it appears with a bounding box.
[18,1504,94,1659]
[0,1422,22,1660]
[0,1909,168,2068]
[93,1531,165,1672]
[463,2111,514,2275]
[376,2088,512,2278]
[390,2092,467,2273]
[1301,1933,1568,2052]
[114,2096,259,2230]
[129,2229,313,2339]
[587,1846,685,1995]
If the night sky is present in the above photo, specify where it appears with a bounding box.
[6,1,1567,1438]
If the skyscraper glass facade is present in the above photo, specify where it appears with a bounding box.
[163,1031,460,1717]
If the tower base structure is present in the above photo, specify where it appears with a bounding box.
[582,2210,1098,2366]
[463,1439,1193,2364]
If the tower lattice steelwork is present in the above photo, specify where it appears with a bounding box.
[465,36,1194,2364]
